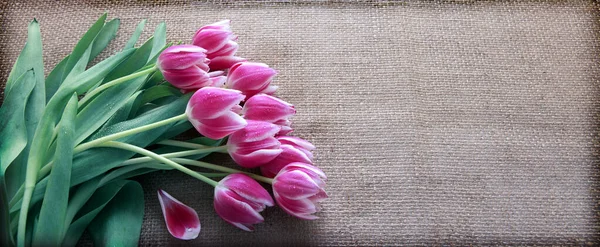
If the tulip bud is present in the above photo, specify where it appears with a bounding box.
[157,190,201,240]
[186,87,247,139]
[272,163,328,220]
[193,20,247,70]
[214,174,274,231]
[227,120,282,168]
[260,137,316,178]
[243,94,296,125]
[226,62,278,99]
[158,45,214,90]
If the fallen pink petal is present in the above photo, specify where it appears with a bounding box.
[157,190,201,240]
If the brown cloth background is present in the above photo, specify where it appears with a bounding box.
[1,0,599,246]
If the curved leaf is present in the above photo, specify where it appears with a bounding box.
[32,94,77,246]
[62,180,140,247]
[87,181,144,247]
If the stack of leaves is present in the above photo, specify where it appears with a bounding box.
[0,14,328,247]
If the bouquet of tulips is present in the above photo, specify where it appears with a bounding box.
[0,14,327,246]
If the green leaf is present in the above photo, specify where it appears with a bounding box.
[87,181,144,247]
[63,177,101,232]
[61,45,92,92]
[74,36,157,144]
[141,69,165,90]
[62,14,107,81]
[124,20,146,50]
[0,71,35,174]
[4,20,45,200]
[44,56,69,101]
[89,18,120,62]
[62,180,139,247]
[32,94,77,246]
[103,91,141,127]
[149,22,166,60]
[45,14,107,100]
[13,94,191,213]
[139,84,181,106]
[0,178,15,247]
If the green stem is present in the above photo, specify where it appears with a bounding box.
[158,139,228,153]
[98,141,218,187]
[78,65,157,106]
[73,113,188,154]
[171,158,274,184]
[119,145,228,166]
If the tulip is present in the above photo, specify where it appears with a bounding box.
[226,62,277,99]
[193,20,247,70]
[186,87,247,139]
[261,137,316,178]
[227,120,282,168]
[272,163,327,220]
[214,174,274,231]
[243,94,296,125]
[157,190,201,240]
[157,45,214,90]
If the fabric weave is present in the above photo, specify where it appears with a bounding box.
[0,0,598,245]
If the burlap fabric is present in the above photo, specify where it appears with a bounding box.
[1,0,599,245]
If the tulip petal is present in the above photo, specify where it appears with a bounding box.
[214,188,265,231]
[193,29,233,53]
[226,62,277,91]
[282,162,327,180]
[274,194,319,220]
[191,112,247,140]
[230,148,283,168]
[158,45,207,70]
[228,120,281,144]
[157,190,201,240]
[243,94,296,123]
[186,87,245,119]
[221,174,275,207]
[261,144,313,178]
[273,170,321,200]
[209,56,247,71]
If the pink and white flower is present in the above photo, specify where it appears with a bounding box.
[214,174,274,231]
[260,137,315,178]
[157,189,201,240]
[226,62,278,99]
[243,94,296,126]
[157,45,214,90]
[186,87,247,139]
[227,120,282,168]
[192,20,246,70]
[272,163,327,220]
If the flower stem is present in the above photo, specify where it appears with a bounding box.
[119,145,227,166]
[8,144,227,210]
[73,113,188,154]
[170,158,274,184]
[157,139,228,153]
[98,141,218,187]
[78,65,157,106]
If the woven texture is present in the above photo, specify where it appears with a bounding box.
[1,0,599,245]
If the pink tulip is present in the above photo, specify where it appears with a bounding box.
[226,62,277,99]
[208,55,247,71]
[214,174,274,231]
[272,163,328,220]
[158,45,214,90]
[261,137,316,178]
[193,20,247,70]
[186,87,247,139]
[243,94,296,125]
[192,20,234,53]
[157,190,201,240]
[227,120,282,168]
